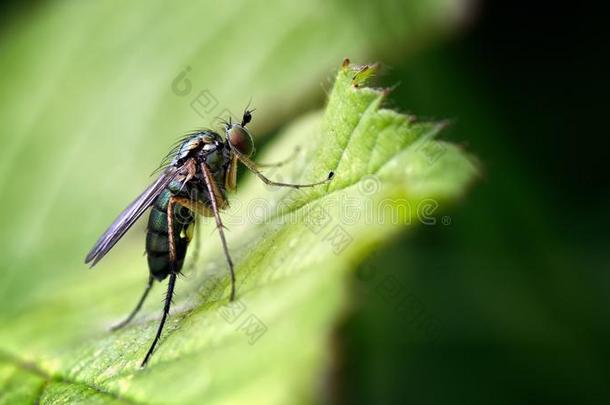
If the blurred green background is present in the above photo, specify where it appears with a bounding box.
[1,1,608,404]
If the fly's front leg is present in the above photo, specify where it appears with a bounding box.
[232,147,334,189]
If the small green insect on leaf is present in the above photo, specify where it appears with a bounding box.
[349,60,381,88]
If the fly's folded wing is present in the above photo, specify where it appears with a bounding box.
[85,166,181,267]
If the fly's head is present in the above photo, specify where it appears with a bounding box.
[225,108,255,158]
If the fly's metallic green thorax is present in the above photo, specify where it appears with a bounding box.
[171,130,223,165]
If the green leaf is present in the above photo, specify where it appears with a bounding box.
[0,1,477,403]
[0,59,477,404]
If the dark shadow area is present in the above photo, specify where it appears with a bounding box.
[338,2,610,404]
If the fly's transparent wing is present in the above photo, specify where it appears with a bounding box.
[85,166,181,267]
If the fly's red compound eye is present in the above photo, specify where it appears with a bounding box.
[228,125,254,157]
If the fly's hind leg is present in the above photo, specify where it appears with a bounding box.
[141,196,182,367]
[111,275,154,331]
[141,272,177,367]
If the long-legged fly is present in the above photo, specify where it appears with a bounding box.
[85,109,333,367]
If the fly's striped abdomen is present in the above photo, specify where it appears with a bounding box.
[146,181,195,281]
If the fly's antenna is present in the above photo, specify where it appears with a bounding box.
[241,98,255,127]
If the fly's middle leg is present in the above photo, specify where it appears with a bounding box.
[199,163,236,301]
[185,210,201,274]
[171,183,235,301]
